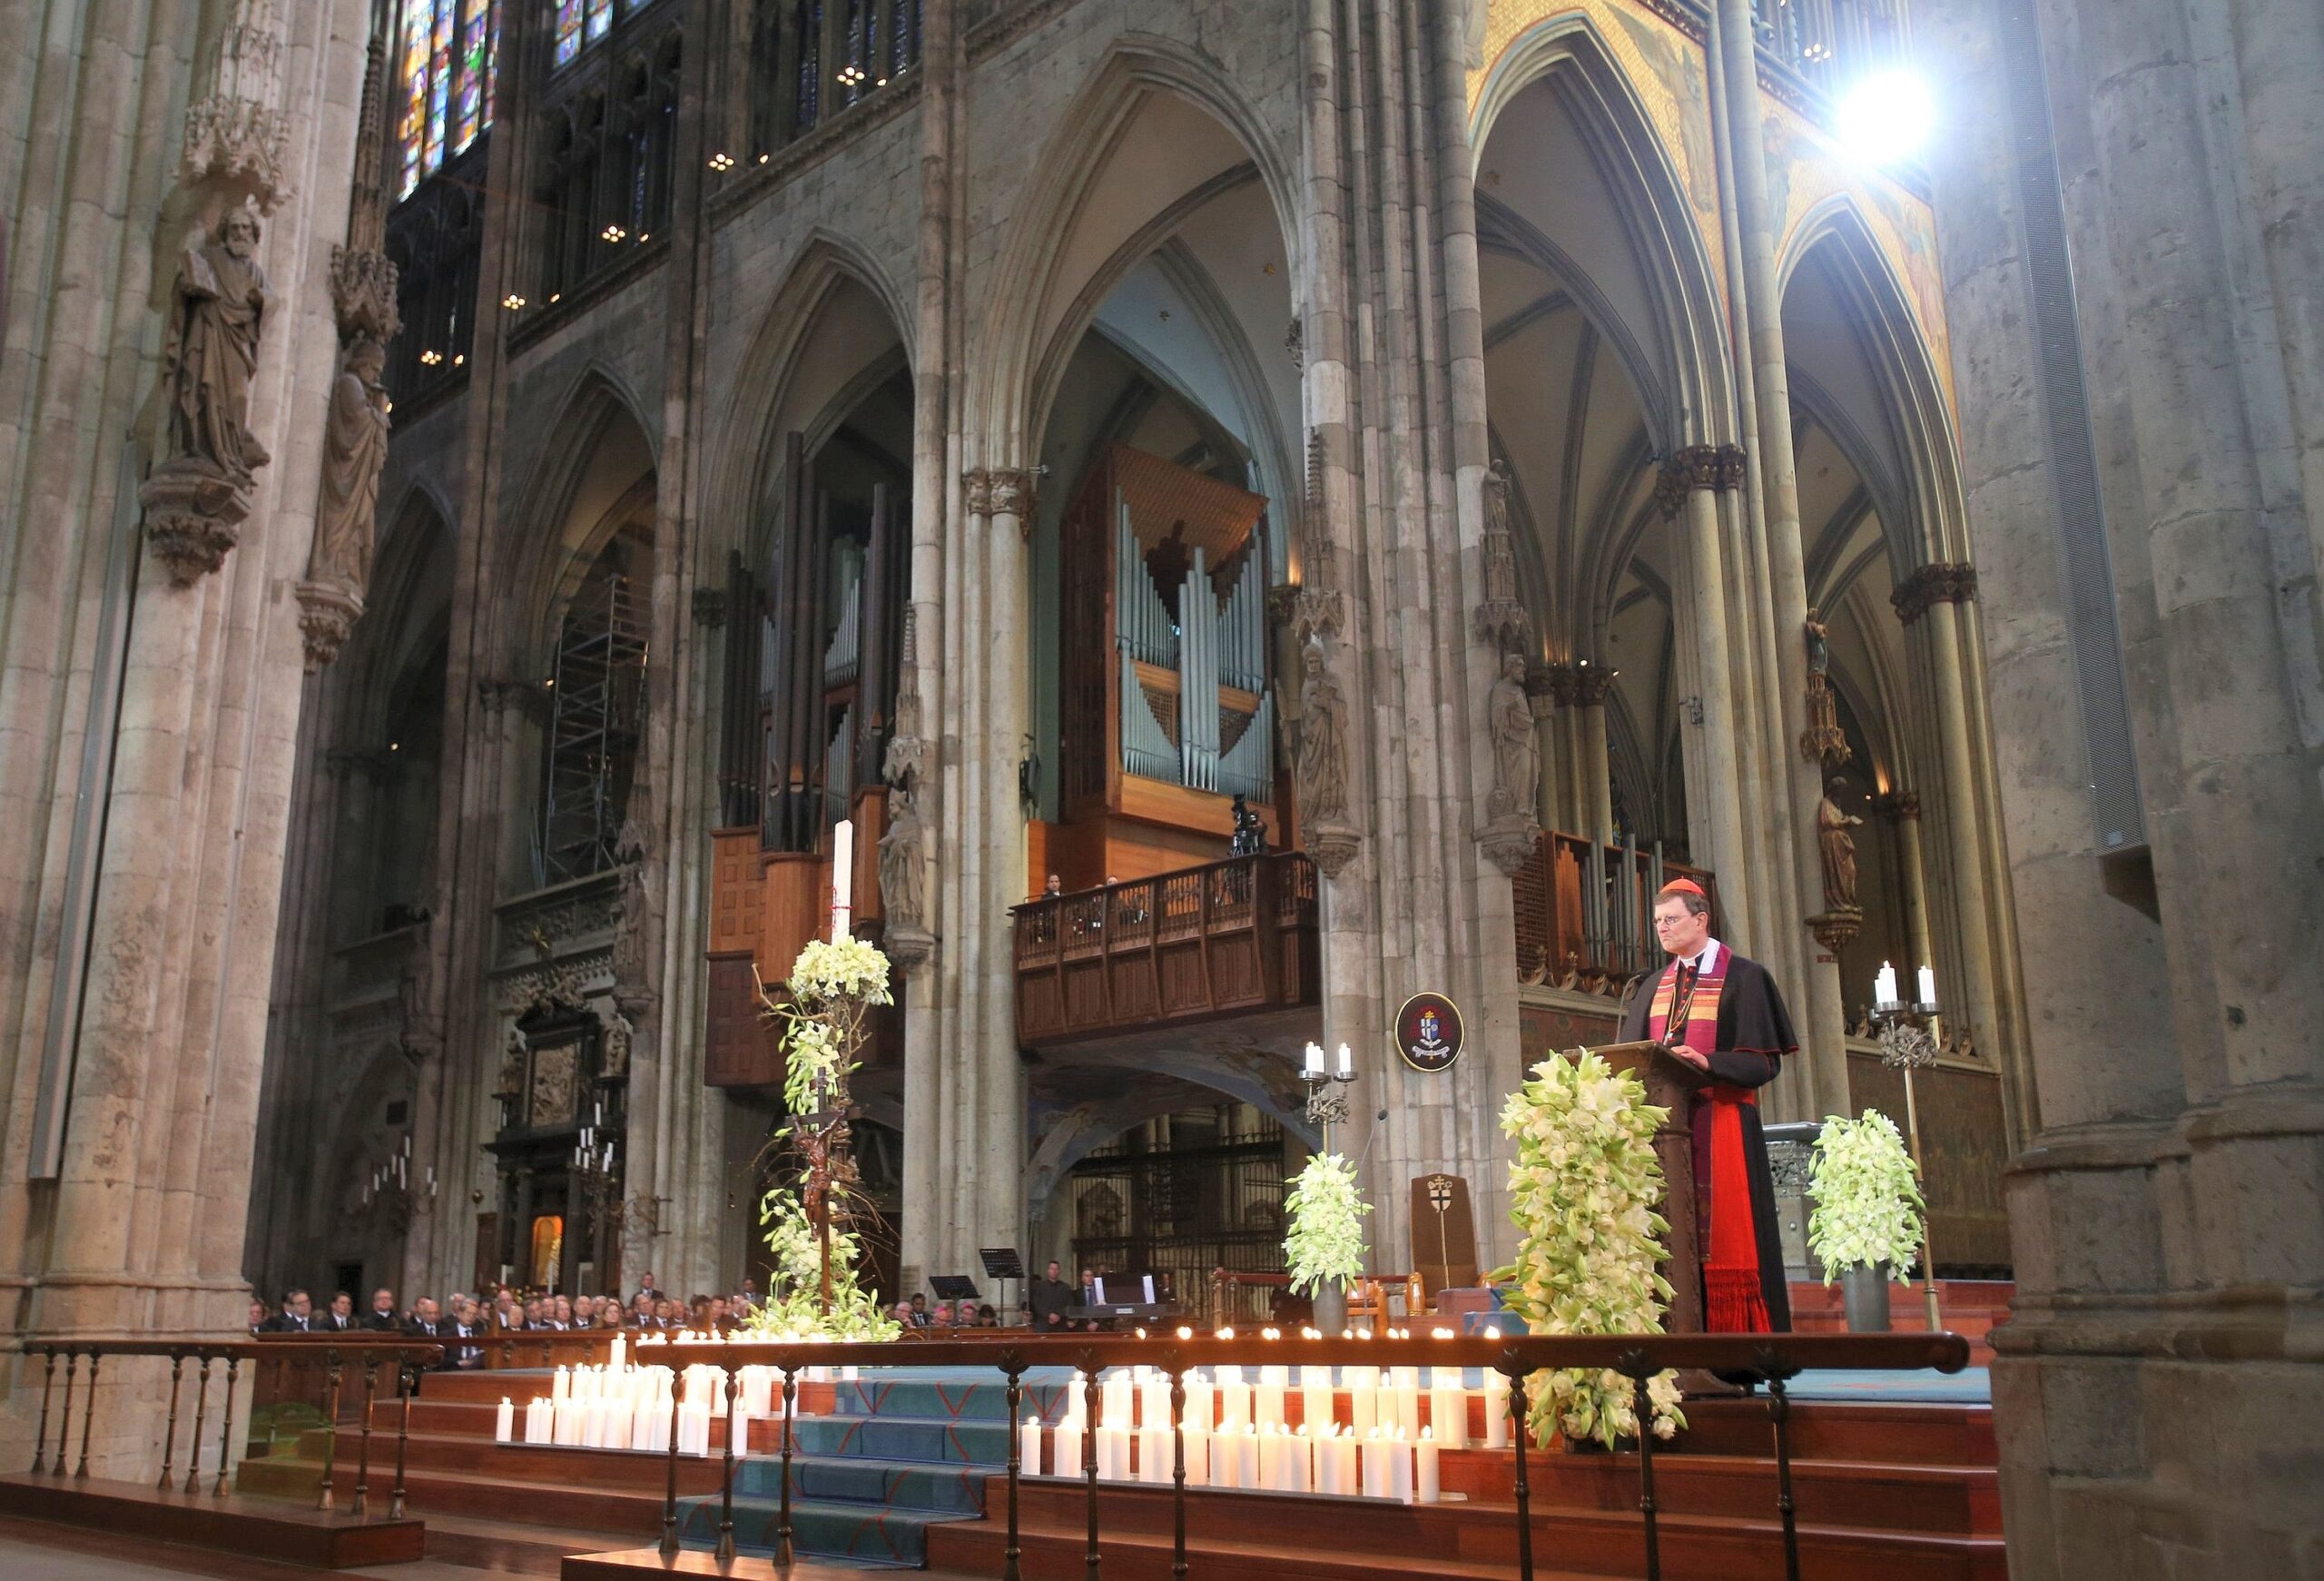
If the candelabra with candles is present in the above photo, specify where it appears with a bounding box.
[359,1133,437,1230]
[1868,962,1943,1334]
[1300,1041,1355,1155]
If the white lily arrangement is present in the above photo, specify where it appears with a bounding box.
[1494,1052,1685,1448]
[1807,1109,1925,1284]
[739,934,901,1343]
[1283,1152,1371,1296]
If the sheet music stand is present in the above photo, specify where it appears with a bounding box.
[979,1248,1026,1326]
[928,1274,981,1307]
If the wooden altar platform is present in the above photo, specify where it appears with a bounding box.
[0,1471,425,1568]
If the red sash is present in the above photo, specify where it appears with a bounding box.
[1649,951,1773,1333]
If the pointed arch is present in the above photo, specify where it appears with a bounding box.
[970,34,1301,459]
[1471,13,1737,448]
[1779,195,1970,574]
[701,229,915,559]
[499,364,659,673]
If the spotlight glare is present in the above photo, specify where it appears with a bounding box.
[1835,67,1935,166]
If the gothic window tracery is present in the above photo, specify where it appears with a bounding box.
[745,0,918,158]
[397,0,501,196]
[536,13,679,302]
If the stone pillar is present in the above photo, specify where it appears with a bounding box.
[1571,664,1615,847]
[1874,792,1934,992]
[1711,0,1850,1122]
[1893,568,2003,1075]
[1664,448,1753,901]
[1921,0,2324,1569]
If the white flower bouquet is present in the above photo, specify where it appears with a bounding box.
[1807,1109,1925,1284]
[1493,1052,1685,1448]
[1284,1152,1371,1296]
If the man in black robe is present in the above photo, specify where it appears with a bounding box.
[1619,879,1795,1332]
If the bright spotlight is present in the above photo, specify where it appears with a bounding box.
[1835,67,1935,166]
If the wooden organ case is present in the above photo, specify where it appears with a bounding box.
[1049,445,1280,885]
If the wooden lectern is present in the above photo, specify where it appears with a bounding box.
[1572,1041,1710,1335]
[1408,1173,1481,1297]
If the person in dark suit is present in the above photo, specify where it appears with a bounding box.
[405,1298,452,1367]
[364,1288,402,1331]
[264,1289,313,1331]
[319,1291,359,1331]
[449,1298,486,1369]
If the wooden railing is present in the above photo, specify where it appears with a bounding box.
[1512,832,1715,993]
[23,1334,442,1516]
[1011,853,1318,1047]
[650,1329,1969,1580]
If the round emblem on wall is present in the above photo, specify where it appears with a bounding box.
[1392,992,1464,1074]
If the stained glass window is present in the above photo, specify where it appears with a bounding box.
[556,0,585,65]
[587,0,614,45]
[397,0,503,196]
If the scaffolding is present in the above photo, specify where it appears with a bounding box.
[539,553,649,884]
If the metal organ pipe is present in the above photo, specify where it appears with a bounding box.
[1179,547,1220,790]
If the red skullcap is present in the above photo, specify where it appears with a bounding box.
[1658,878,1706,899]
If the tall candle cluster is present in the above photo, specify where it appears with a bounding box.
[489,1355,861,1457]
[1023,1360,1512,1503]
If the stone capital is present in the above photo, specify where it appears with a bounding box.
[1807,907,1864,954]
[691,587,727,628]
[1652,444,1747,519]
[1874,790,1922,822]
[1890,562,1978,626]
[966,467,1038,532]
[1478,812,1541,878]
[478,676,554,725]
[1305,822,1361,880]
[1570,663,1614,707]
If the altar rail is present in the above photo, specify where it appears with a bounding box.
[642,1329,1966,1581]
[21,1335,443,1517]
[1512,832,1716,992]
[1011,853,1319,1047]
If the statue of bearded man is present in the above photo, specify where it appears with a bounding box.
[162,206,273,480]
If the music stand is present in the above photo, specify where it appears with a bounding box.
[928,1274,981,1311]
[980,1248,1026,1328]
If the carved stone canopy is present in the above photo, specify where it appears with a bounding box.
[143,459,253,584]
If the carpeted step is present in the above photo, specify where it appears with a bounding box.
[674,1492,980,1568]
[792,1412,1017,1465]
[732,1453,990,1513]
[829,1371,1077,1426]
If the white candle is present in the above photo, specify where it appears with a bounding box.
[526,1396,552,1445]
[610,1333,626,1370]
[1063,1376,1088,1428]
[1918,965,1938,1007]
[1019,1418,1043,1477]
[1390,1430,1414,1504]
[1219,1378,1250,1433]
[1140,1425,1172,1484]
[1256,1426,1284,1489]
[1096,1424,1129,1481]
[1302,1379,1334,1434]
[1103,1373,1134,1429]
[1415,1428,1441,1504]
[1482,1372,1511,1448]
[553,1366,570,1402]
[1140,1378,1170,1431]
[1393,1377,1421,1438]
[1336,1042,1353,1077]
[1322,1427,1358,1497]
[831,819,854,940]
[1429,1386,1467,1448]
[1209,1426,1239,1490]
[1256,1379,1285,1430]
[1876,960,1900,1008]
[495,1398,515,1442]
[1304,1041,1324,1077]
[1284,1427,1314,1493]
[1347,1379,1376,1438]
[1053,1418,1084,1478]
[1234,1425,1260,1489]
[1183,1425,1209,1487]
[1360,1430,1390,1498]
[1183,1377,1213,1434]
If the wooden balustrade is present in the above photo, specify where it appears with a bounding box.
[1012,852,1318,1047]
[22,1335,440,1517]
[648,1328,1970,1581]
[1512,832,1715,994]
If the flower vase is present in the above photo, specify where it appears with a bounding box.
[1310,1280,1348,1335]
[1841,1261,1893,1332]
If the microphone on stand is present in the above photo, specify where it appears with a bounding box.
[1355,1107,1391,1171]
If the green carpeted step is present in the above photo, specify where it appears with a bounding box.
[733,1453,989,1512]
[675,1492,977,1567]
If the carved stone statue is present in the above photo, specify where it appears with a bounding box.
[1487,651,1539,820]
[162,207,272,481]
[611,807,651,997]
[601,1011,633,1081]
[310,335,391,589]
[879,786,928,931]
[1295,640,1349,825]
[1800,607,1849,766]
[1817,792,1866,912]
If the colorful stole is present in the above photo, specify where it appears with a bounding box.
[1649,948,1773,1334]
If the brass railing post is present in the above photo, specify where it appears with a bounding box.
[29,1349,54,1475]
[214,1356,239,1495]
[715,1365,738,1562]
[1756,1350,1803,1581]
[1001,1355,1026,1581]
[658,1374,683,1556]
[1620,1356,1662,1581]
[157,1351,185,1489]
[1167,1356,1187,1581]
[390,1361,415,1520]
[183,1355,212,1494]
[352,1358,378,1517]
[52,1350,76,1477]
[778,1363,797,1569]
[74,1351,100,1479]
[316,1349,344,1510]
[1503,1359,1535,1581]
[1080,1354,1103,1581]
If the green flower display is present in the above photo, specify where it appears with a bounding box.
[1284,1152,1371,1296]
[1492,1052,1685,1448]
[1807,1110,1925,1284]
[743,1185,899,1341]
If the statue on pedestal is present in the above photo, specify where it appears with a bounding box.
[1817,791,1865,913]
[144,206,274,581]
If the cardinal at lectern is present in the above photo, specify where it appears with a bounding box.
[1618,878,1797,1333]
